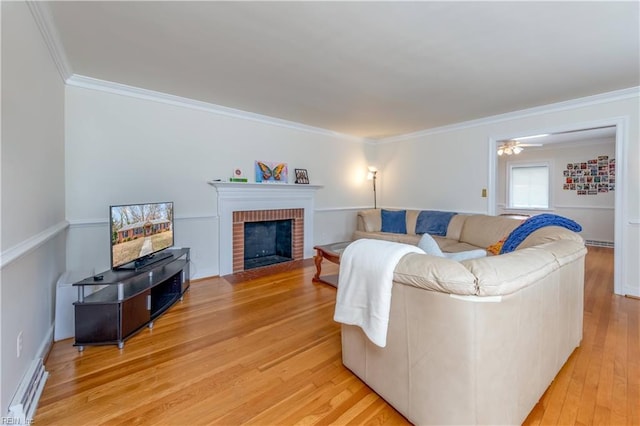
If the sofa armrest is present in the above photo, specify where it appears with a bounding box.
[463,247,559,296]
[517,226,585,250]
[458,215,523,248]
[357,209,381,232]
[534,239,587,266]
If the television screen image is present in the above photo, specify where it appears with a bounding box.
[110,202,174,269]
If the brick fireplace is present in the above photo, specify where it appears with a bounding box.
[210,182,322,276]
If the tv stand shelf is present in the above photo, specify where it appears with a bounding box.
[73,248,190,351]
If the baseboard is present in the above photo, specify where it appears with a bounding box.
[5,325,54,423]
[7,359,49,424]
[223,259,314,284]
[38,325,55,362]
[585,240,614,248]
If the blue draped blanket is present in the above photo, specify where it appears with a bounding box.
[415,210,457,236]
[500,214,582,254]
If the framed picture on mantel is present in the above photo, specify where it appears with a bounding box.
[255,161,288,183]
[295,169,309,184]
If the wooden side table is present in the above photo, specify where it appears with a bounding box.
[312,241,352,287]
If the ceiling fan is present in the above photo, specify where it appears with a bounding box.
[497,136,545,156]
[497,126,615,156]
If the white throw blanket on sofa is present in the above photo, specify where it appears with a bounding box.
[334,239,424,347]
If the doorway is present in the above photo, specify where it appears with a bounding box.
[488,118,627,295]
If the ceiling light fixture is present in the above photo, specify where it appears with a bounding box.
[497,135,546,155]
[497,140,523,156]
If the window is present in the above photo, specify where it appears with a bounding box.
[508,163,550,209]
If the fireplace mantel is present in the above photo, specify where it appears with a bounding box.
[209,182,323,275]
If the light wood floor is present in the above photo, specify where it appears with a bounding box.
[36,247,638,425]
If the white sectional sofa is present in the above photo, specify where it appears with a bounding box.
[341,209,587,425]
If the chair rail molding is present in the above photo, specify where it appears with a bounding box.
[1,221,69,269]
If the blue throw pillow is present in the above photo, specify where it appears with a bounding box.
[381,209,407,234]
[415,210,457,236]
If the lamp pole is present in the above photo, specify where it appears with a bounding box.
[372,170,377,209]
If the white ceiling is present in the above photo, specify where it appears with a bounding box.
[46,1,639,140]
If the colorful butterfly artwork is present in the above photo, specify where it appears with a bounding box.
[255,161,288,183]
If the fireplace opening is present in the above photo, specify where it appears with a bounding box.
[244,219,293,270]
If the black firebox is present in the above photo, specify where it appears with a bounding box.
[243,219,293,270]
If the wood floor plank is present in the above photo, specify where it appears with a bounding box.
[573,345,602,425]
[35,248,638,425]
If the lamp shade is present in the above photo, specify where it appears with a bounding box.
[367,166,378,180]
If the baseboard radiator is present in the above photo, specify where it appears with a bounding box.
[8,358,48,424]
[585,239,614,248]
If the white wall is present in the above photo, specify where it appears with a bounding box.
[65,85,639,297]
[376,93,639,297]
[497,138,616,243]
[64,85,374,277]
[1,1,67,414]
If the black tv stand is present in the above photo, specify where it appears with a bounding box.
[73,248,190,350]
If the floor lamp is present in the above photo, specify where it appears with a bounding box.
[367,167,378,209]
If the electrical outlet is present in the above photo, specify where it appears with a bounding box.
[481,188,487,198]
[17,331,23,358]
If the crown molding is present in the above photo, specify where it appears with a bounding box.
[65,75,374,145]
[26,1,73,82]
[22,0,637,147]
[24,0,364,144]
[377,86,640,144]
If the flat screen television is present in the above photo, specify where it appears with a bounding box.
[110,201,174,270]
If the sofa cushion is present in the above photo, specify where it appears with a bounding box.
[418,233,486,261]
[406,209,420,235]
[381,209,407,234]
[459,215,522,249]
[353,230,421,246]
[357,209,465,240]
[445,214,467,241]
[354,229,479,253]
[440,240,486,253]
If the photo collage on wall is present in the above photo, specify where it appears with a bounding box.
[563,155,615,195]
